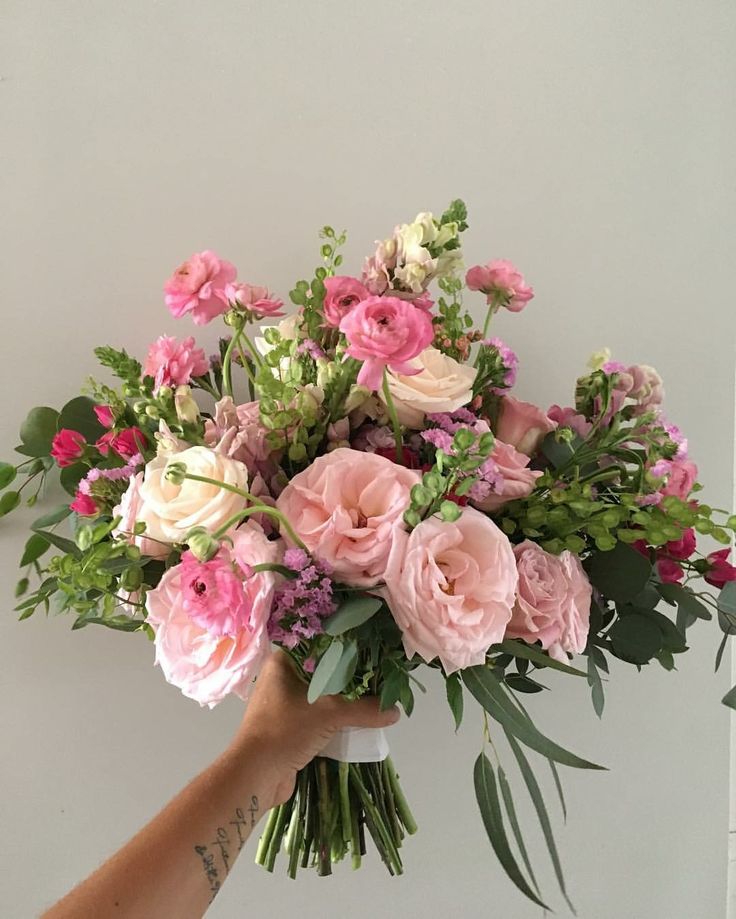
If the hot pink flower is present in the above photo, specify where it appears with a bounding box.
[384,507,518,673]
[164,250,237,325]
[97,427,147,460]
[339,296,434,391]
[705,549,736,589]
[143,335,209,392]
[494,396,557,457]
[276,447,419,587]
[471,440,542,512]
[505,541,591,662]
[547,405,593,440]
[51,429,86,467]
[664,528,696,560]
[70,489,99,516]
[657,558,684,584]
[465,259,534,312]
[93,404,114,428]
[218,282,284,319]
[322,276,369,328]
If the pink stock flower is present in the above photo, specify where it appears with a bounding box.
[322,276,369,328]
[97,427,148,460]
[145,523,282,707]
[51,429,86,467]
[705,549,736,589]
[276,447,419,587]
[384,507,518,673]
[471,440,543,512]
[651,458,699,501]
[505,541,591,662]
[143,335,209,392]
[204,397,277,481]
[547,405,593,440]
[70,489,99,516]
[218,282,284,319]
[339,296,434,391]
[164,250,237,325]
[465,260,534,312]
[362,238,397,295]
[494,395,557,457]
[93,404,114,428]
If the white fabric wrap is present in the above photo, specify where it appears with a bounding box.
[319,726,390,763]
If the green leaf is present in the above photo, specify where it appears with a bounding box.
[60,463,87,497]
[463,666,606,770]
[586,654,605,718]
[505,674,546,694]
[505,731,576,914]
[71,615,145,632]
[307,640,358,703]
[379,664,407,711]
[31,528,81,557]
[495,639,587,677]
[540,432,580,469]
[722,685,736,710]
[0,462,17,489]
[20,533,50,567]
[609,614,662,664]
[587,542,652,602]
[497,767,540,898]
[548,759,568,823]
[31,504,72,529]
[718,582,736,617]
[15,577,29,598]
[0,491,21,517]
[19,406,59,456]
[473,753,550,910]
[445,672,464,731]
[58,396,106,443]
[323,596,382,636]
[715,631,730,673]
[659,582,711,627]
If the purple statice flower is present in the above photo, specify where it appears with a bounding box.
[483,337,518,393]
[268,554,337,648]
[421,428,454,452]
[78,453,144,497]
[662,419,688,459]
[296,339,326,360]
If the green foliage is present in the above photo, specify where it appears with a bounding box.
[19,406,59,457]
[323,597,383,636]
[307,640,358,703]
[0,462,17,489]
[0,491,21,517]
[94,346,142,386]
[58,396,106,443]
[586,542,651,602]
[445,672,464,731]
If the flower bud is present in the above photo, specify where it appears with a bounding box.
[165,461,187,485]
[186,526,221,562]
[175,385,199,424]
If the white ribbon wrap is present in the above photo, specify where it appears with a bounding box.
[319,726,390,763]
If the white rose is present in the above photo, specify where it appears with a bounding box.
[134,446,249,551]
[380,347,478,428]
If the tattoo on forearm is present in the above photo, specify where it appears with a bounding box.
[194,796,259,900]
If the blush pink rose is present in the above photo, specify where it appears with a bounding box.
[340,296,434,391]
[217,282,285,319]
[164,250,237,325]
[505,541,591,662]
[51,429,86,467]
[465,259,534,312]
[146,523,281,707]
[494,395,557,456]
[322,276,370,328]
[471,440,543,512]
[276,447,420,587]
[384,507,518,673]
[143,335,209,392]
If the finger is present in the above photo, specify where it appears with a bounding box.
[331,695,401,730]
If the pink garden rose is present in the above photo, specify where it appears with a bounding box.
[146,523,281,707]
[51,429,86,467]
[143,335,209,392]
[465,259,534,312]
[494,395,557,456]
[340,296,434,391]
[384,507,518,673]
[164,250,237,325]
[505,541,591,662]
[276,447,420,587]
[217,282,284,319]
[705,549,736,589]
[471,440,543,512]
[322,276,369,328]
[93,404,114,428]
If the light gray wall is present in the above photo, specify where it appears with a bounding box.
[1,2,734,917]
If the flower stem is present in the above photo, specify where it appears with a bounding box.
[385,757,417,835]
[382,369,404,464]
[222,326,243,398]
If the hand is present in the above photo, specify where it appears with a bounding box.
[231,651,400,806]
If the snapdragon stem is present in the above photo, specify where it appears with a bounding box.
[221,327,242,398]
[381,369,404,464]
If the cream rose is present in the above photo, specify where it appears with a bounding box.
[380,347,477,428]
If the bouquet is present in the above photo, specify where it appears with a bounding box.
[3,200,735,910]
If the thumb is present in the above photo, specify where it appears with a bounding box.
[332,695,401,730]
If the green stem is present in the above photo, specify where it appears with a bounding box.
[222,325,243,398]
[382,369,404,464]
[240,329,264,370]
[255,806,280,865]
[385,758,417,835]
[317,758,333,876]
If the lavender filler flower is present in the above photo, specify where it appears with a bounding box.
[267,548,336,650]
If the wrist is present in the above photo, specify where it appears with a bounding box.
[224,728,291,812]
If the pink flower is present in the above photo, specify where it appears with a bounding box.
[494,396,557,457]
[505,541,591,662]
[340,296,434,391]
[70,489,99,516]
[384,507,518,673]
[705,549,736,589]
[627,364,664,412]
[145,523,281,707]
[657,558,684,584]
[547,405,593,440]
[143,335,209,392]
[322,276,369,328]
[204,397,277,481]
[218,282,284,319]
[164,250,237,325]
[471,440,543,512]
[51,429,86,467]
[276,447,419,587]
[93,404,114,428]
[112,471,168,558]
[465,260,534,312]
[97,427,148,460]
[664,528,696,560]
[653,458,699,501]
[178,546,256,638]
[362,238,397,295]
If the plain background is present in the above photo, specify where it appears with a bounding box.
[1,2,734,917]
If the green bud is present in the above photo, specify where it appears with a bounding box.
[122,384,138,398]
[76,526,95,551]
[452,429,475,452]
[403,508,421,528]
[165,461,187,486]
[595,534,617,552]
[133,521,147,536]
[145,404,160,420]
[186,527,221,562]
[541,538,564,554]
[694,518,714,535]
[550,489,567,505]
[120,567,143,591]
[564,535,587,553]
[440,501,462,522]
[125,545,141,561]
[288,442,307,463]
[411,484,433,506]
[617,528,641,544]
[712,527,731,545]
[15,577,29,598]
[501,518,516,535]
[133,400,147,414]
[727,515,736,531]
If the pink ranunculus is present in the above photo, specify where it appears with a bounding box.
[494,395,557,457]
[339,296,434,391]
[98,427,147,460]
[70,489,99,516]
[705,549,736,589]
[143,335,209,392]
[471,440,543,512]
[164,250,237,325]
[146,523,281,707]
[94,404,114,428]
[204,397,277,480]
[384,507,518,673]
[51,429,86,467]
[276,447,420,587]
[505,541,591,662]
[218,282,284,319]
[322,276,369,328]
[465,259,534,312]
[547,405,593,440]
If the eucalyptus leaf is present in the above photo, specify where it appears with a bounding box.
[0,462,17,489]
[587,541,652,603]
[495,639,587,677]
[445,672,464,731]
[20,533,50,567]
[32,504,72,529]
[307,640,358,703]
[60,463,87,497]
[20,406,59,456]
[0,491,21,517]
[497,766,540,897]
[31,528,81,557]
[722,685,736,710]
[586,654,605,718]
[59,396,106,443]
[609,614,662,664]
[719,582,736,617]
[323,596,382,636]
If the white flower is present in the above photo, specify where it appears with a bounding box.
[254,313,301,358]
[380,347,478,427]
[587,347,612,371]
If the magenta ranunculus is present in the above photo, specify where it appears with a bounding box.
[178,546,256,638]
[164,250,237,325]
[70,489,99,516]
[322,276,369,328]
[276,447,419,587]
[93,404,114,428]
[505,541,591,662]
[465,259,534,312]
[471,440,542,512]
[51,429,86,467]
[384,507,518,673]
[339,296,434,391]
[143,335,209,392]
[218,282,284,319]
[705,549,736,589]
[494,395,557,457]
